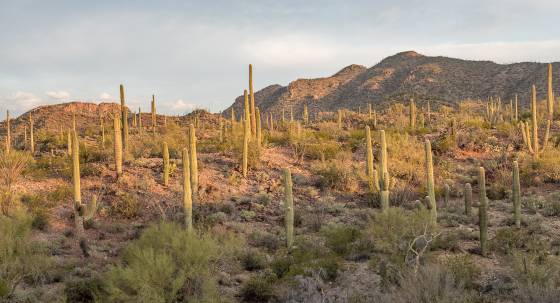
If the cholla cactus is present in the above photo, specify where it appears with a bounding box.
[284,168,294,249]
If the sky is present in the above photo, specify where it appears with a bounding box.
[1,0,560,118]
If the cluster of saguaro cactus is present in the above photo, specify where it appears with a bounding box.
[114,117,123,178]
[425,139,437,225]
[284,168,294,249]
[520,80,554,160]
[478,167,488,256]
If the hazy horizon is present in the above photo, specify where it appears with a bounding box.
[2,0,560,118]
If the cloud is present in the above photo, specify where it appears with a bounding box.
[0,91,43,114]
[169,99,196,111]
[46,90,71,100]
[98,92,115,102]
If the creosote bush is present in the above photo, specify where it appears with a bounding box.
[104,222,240,302]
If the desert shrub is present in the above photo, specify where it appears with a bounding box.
[321,224,362,256]
[0,151,32,215]
[104,222,238,302]
[492,227,528,255]
[305,141,341,161]
[248,231,280,252]
[444,254,481,289]
[512,284,560,303]
[542,192,560,216]
[383,263,480,303]
[110,194,141,219]
[241,250,267,271]
[313,158,358,191]
[239,274,276,302]
[519,150,560,183]
[64,277,106,303]
[270,239,341,282]
[512,251,560,288]
[0,214,50,300]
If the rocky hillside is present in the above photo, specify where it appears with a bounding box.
[225,51,559,118]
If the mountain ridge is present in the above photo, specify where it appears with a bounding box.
[225,51,559,118]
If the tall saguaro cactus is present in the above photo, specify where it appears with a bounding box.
[120,84,128,152]
[162,142,170,186]
[151,95,157,135]
[425,139,437,225]
[182,148,193,232]
[409,98,416,129]
[478,167,488,256]
[365,126,375,192]
[464,183,472,216]
[303,104,309,125]
[113,117,123,178]
[512,160,521,228]
[521,82,554,159]
[249,64,256,137]
[189,124,198,195]
[256,107,262,150]
[71,130,84,236]
[284,168,294,249]
[29,112,35,155]
[242,90,250,177]
[5,110,10,154]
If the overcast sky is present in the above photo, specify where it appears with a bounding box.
[1,0,559,117]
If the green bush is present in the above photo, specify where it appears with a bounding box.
[0,214,50,300]
[444,254,481,289]
[321,224,361,256]
[240,275,275,302]
[104,222,238,302]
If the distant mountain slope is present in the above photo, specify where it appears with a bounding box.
[225,51,558,118]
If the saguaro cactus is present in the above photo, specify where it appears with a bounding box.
[182,148,193,231]
[464,183,472,216]
[120,84,129,152]
[378,130,389,191]
[113,117,123,178]
[380,171,390,211]
[67,130,72,155]
[29,113,35,155]
[163,142,170,186]
[249,64,256,137]
[100,117,105,145]
[189,124,198,195]
[409,98,416,129]
[443,184,450,208]
[138,107,143,129]
[365,126,375,192]
[425,139,437,225]
[303,104,309,125]
[242,119,249,177]
[284,168,294,249]
[71,130,84,236]
[521,83,553,159]
[256,107,262,150]
[368,103,373,120]
[151,95,157,135]
[512,160,521,228]
[478,167,488,256]
[5,110,10,154]
[337,110,342,129]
